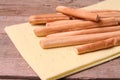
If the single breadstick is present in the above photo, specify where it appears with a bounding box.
[40,31,120,49]
[29,13,70,25]
[86,9,120,18]
[89,10,120,13]
[69,10,120,19]
[97,12,120,18]
[75,36,120,54]
[90,10,120,18]
[46,19,84,27]
[56,6,99,21]
[34,17,118,37]
[47,26,120,37]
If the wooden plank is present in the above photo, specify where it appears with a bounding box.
[0,34,38,79]
[65,57,120,79]
[0,0,103,16]
[0,16,28,33]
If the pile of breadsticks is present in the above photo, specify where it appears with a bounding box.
[29,6,120,55]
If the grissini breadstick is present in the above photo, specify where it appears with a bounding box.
[75,36,120,55]
[89,10,120,13]
[83,10,120,18]
[56,6,100,21]
[81,9,120,18]
[46,19,84,27]
[40,31,120,49]
[29,13,70,25]
[34,17,118,37]
[47,26,120,37]
[97,12,120,18]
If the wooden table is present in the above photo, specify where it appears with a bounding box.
[0,0,120,80]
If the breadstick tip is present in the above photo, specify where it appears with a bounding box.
[34,28,46,37]
[56,6,67,11]
[33,28,40,37]
[29,15,38,25]
[73,47,80,55]
[40,39,49,49]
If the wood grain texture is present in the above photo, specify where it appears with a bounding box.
[0,34,38,79]
[0,16,28,33]
[0,0,120,80]
[0,0,103,16]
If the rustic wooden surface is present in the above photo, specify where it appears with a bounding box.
[0,0,120,80]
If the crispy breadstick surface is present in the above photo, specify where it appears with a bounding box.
[75,36,120,54]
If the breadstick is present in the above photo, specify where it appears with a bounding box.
[34,17,118,37]
[29,13,70,25]
[89,10,120,13]
[56,6,100,21]
[75,36,120,54]
[97,12,120,18]
[40,31,120,49]
[46,19,84,27]
[47,26,120,37]
[85,9,120,18]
